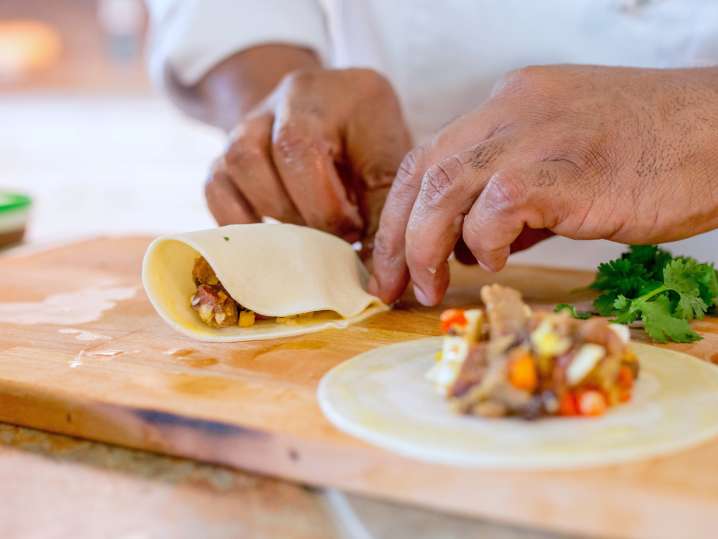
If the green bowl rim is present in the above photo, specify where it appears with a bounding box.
[0,192,32,214]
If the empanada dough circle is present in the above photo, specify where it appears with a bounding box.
[318,338,718,469]
[142,224,386,341]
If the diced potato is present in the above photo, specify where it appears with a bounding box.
[441,336,469,363]
[462,309,483,342]
[609,323,631,343]
[426,336,470,394]
[239,310,256,327]
[567,344,606,386]
[425,360,463,396]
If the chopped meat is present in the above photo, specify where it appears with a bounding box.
[192,256,219,286]
[448,344,489,398]
[188,257,267,329]
[480,284,529,338]
[429,284,638,420]
[190,257,241,328]
[579,318,624,356]
[191,284,239,328]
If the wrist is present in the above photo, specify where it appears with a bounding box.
[174,44,320,132]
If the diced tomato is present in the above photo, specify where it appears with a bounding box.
[559,392,579,416]
[440,309,467,333]
[509,352,538,392]
[618,365,634,390]
[578,390,608,416]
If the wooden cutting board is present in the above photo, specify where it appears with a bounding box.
[2,237,718,539]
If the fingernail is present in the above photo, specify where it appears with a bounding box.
[477,259,494,272]
[413,284,433,306]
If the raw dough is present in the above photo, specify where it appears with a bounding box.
[142,224,387,341]
[318,338,718,469]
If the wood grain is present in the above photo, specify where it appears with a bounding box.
[1,236,718,539]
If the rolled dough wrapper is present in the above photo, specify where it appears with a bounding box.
[142,224,388,341]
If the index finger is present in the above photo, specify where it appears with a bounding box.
[370,100,511,302]
[405,138,505,305]
[369,147,427,303]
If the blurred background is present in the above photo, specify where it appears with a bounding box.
[2,0,714,266]
[0,0,220,246]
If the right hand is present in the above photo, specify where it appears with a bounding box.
[205,68,412,244]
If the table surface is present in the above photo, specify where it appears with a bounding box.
[0,424,566,539]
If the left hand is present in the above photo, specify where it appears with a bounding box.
[369,65,718,305]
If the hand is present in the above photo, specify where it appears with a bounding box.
[370,65,718,305]
[205,68,412,243]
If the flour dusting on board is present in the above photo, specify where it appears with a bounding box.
[69,351,84,369]
[68,348,125,369]
[58,328,111,341]
[86,349,123,357]
[0,285,137,325]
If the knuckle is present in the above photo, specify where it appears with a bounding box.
[359,159,396,188]
[281,68,317,90]
[356,67,387,83]
[483,170,526,214]
[419,156,464,207]
[224,142,263,169]
[396,146,425,183]
[354,68,392,92]
[421,164,453,204]
[387,146,427,203]
[492,65,547,97]
[273,124,310,161]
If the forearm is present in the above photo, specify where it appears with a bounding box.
[164,44,320,132]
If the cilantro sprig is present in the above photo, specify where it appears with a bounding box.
[559,245,718,343]
[554,303,592,320]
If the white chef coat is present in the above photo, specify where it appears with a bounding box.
[146,0,718,266]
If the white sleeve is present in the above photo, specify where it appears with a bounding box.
[145,0,330,87]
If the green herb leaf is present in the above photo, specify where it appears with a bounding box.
[672,257,718,310]
[662,259,708,320]
[554,303,592,320]
[591,258,650,296]
[594,291,619,316]
[223,236,230,241]
[612,294,641,325]
[588,245,714,343]
[590,245,670,295]
[641,295,702,343]
[625,244,673,281]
